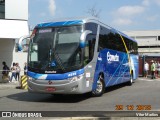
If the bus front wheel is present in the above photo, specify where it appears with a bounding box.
[92,75,105,97]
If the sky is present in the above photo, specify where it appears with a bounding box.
[28,0,160,31]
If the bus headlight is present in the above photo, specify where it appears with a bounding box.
[68,74,84,82]
[28,76,33,81]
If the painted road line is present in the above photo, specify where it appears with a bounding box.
[138,79,160,81]
[138,79,154,81]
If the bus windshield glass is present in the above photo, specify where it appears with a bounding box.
[28,25,83,73]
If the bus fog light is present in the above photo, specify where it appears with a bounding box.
[71,85,78,91]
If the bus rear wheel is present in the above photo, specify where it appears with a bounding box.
[92,75,105,97]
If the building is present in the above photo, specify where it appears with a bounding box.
[124,30,160,76]
[0,0,29,80]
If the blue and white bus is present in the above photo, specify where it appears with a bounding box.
[27,18,138,96]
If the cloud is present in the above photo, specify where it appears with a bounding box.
[112,3,149,26]
[142,0,160,6]
[142,0,150,6]
[110,0,159,28]
[115,5,145,17]
[154,0,160,6]
[111,4,145,26]
[49,0,56,16]
[112,18,133,26]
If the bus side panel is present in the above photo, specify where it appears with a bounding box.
[105,49,130,86]
[130,54,139,80]
[93,49,130,90]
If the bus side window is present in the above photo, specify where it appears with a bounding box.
[98,26,111,51]
[84,41,89,64]
[84,34,96,64]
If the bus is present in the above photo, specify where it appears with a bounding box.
[27,17,138,97]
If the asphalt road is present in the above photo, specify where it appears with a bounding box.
[0,78,160,119]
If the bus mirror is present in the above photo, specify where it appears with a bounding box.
[17,35,30,52]
[80,30,92,48]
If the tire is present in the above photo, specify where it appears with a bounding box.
[92,75,105,97]
[127,74,133,86]
[51,94,64,97]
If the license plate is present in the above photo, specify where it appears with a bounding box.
[46,87,56,92]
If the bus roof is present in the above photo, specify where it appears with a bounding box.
[35,17,98,28]
[36,20,83,28]
[35,17,137,43]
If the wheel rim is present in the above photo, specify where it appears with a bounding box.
[95,79,103,93]
[131,77,133,83]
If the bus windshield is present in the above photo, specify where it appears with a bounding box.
[28,25,83,73]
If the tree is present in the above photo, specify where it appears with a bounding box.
[86,5,101,18]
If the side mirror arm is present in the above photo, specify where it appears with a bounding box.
[80,30,92,48]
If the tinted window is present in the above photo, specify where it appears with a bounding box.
[83,23,97,65]
[84,34,96,63]
[0,0,5,19]
[124,37,138,55]
[98,26,125,52]
[85,23,98,34]
[98,26,138,54]
[28,25,83,73]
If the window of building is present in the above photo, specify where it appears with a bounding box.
[0,0,5,19]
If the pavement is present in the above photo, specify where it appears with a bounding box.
[0,77,160,120]
[0,80,20,90]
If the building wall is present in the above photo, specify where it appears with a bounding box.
[0,38,28,79]
[0,39,14,79]
[0,20,29,39]
[0,0,29,81]
[124,30,160,47]
[5,0,28,20]
[124,30,160,54]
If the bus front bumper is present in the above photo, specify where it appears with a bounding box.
[27,75,92,94]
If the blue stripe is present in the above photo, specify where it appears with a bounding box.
[28,68,84,80]
[113,66,129,85]
[36,20,83,28]
[106,54,126,86]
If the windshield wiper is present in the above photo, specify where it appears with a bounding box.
[52,48,66,72]
[41,61,49,70]
[40,47,65,72]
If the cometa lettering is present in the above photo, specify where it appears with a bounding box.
[107,52,119,62]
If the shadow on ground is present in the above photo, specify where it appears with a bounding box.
[6,82,131,103]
